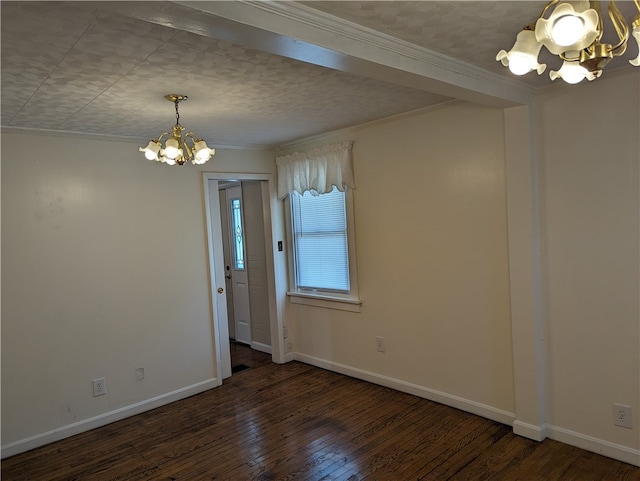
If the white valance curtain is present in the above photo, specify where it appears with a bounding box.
[276,140,355,200]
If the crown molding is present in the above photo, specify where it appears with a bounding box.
[246,1,528,88]
[0,126,273,151]
[175,0,535,106]
[277,100,464,153]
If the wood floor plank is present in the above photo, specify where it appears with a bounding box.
[3,344,639,480]
[322,401,446,479]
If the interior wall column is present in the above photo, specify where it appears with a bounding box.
[504,104,548,440]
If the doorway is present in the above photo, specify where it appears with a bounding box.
[202,173,286,383]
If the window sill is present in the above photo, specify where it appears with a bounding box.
[287,291,362,312]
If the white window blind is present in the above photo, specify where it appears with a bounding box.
[291,187,350,292]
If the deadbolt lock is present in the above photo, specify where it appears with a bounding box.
[217,287,224,294]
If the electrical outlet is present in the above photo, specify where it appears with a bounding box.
[135,368,145,381]
[92,377,107,397]
[613,403,632,429]
[376,336,385,353]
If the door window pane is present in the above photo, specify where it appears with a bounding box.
[231,198,245,270]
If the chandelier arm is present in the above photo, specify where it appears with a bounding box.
[560,51,580,61]
[155,132,170,143]
[184,132,195,158]
[540,0,561,20]
[607,0,629,55]
[589,0,605,43]
[183,136,193,161]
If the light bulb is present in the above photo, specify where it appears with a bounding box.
[193,140,215,164]
[194,150,211,164]
[163,156,177,166]
[551,15,585,47]
[550,60,588,84]
[139,140,161,161]
[496,29,546,76]
[535,2,599,54]
[508,53,537,75]
[561,64,587,84]
[163,138,180,160]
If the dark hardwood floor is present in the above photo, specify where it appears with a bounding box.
[3,343,639,480]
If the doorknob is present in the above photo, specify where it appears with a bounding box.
[217,287,224,294]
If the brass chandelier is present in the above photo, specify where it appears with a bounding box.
[497,0,640,84]
[140,94,215,166]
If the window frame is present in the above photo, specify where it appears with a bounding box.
[284,188,361,312]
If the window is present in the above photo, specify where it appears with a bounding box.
[291,187,349,292]
[277,139,360,311]
[230,197,245,270]
[286,187,360,312]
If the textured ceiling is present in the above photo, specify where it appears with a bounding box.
[1,1,638,148]
[305,0,638,80]
[305,0,545,80]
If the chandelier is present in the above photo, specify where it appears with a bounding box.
[139,94,215,166]
[497,0,640,84]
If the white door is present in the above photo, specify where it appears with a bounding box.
[226,185,252,345]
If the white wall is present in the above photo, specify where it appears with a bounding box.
[285,73,640,465]
[1,131,275,454]
[538,70,640,460]
[289,102,516,421]
[3,71,638,465]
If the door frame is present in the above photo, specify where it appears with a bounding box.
[202,172,286,384]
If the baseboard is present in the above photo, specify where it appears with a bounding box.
[1,378,218,459]
[294,353,515,426]
[547,424,640,467]
[251,341,272,355]
[284,351,296,363]
[513,420,548,441]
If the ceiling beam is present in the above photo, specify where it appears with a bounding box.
[177,1,536,107]
[96,0,535,108]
